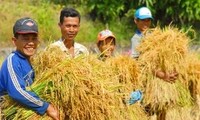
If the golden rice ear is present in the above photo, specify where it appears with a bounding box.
[4,54,148,120]
[137,26,193,112]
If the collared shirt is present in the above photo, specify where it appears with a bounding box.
[130,30,143,58]
[50,39,89,58]
[0,51,49,115]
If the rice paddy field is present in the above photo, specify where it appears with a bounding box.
[1,26,200,120]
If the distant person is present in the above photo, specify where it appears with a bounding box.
[131,6,153,59]
[96,29,143,105]
[0,17,59,120]
[49,7,89,58]
[131,6,178,83]
[96,29,116,61]
[130,7,178,120]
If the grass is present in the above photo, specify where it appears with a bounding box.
[0,1,133,48]
[0,1,61,45]
[0,0,199,51]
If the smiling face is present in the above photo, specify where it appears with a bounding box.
[59,16,80,42]
[134,18,151,33]
[98,37,116,57]
[12,33,39,59]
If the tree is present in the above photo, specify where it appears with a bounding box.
[85,0,200,26]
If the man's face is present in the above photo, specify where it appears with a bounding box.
[98,37,115,57]
[59,16,80,42]
[12,33,39,58]
[135,18,151,32]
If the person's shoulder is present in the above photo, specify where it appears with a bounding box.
[131,33,141,41]
[74,42,89,54]
[50,39,62,46]
[1,52,19,69]
[46,39,64,51]
[7,52,19,61]
[74,42,88,49]
[9,51,28,63]
[132,30,142,40]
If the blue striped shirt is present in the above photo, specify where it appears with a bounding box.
[0,50,49,115]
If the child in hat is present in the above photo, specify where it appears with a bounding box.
[131,7,153,59]
[96,29,116,61]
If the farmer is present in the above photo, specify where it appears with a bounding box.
[97,29,143,105]
[131,7,178,120]
[131,6,153,59]
[0,17,59,120]
[131,6,178,83]
[96,29,116,61]
[49,7,89,58]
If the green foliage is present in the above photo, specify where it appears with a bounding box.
[84,0,200,43]
[85,0,200,26]
[0,0,200,46]
[30,3,62,41]
[42,0,84,5]
[0,0,133,47]
[0,1,62,43]
[142,0,200,26]
[76,17,132,47]
[86,0,125,23]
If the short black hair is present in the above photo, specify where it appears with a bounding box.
[14,33,19,38]
[60,8,81,24]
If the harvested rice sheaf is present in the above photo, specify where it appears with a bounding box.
[185,52,200,98]
[138,26,189,74]
[107,55,142,92]
[3,48,147,120]
[137,26,193,111]
[166,105,195,120]
[31,46,67,77]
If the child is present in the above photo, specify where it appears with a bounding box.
[97,29,116,61]
[131,7,153,59]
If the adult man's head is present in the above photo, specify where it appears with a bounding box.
[134,7,153,32]
[59,8,80,42]
[12,17,39,58]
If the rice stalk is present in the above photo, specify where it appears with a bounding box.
[2,49,146,120]
[185,52,200,98]
[137,26,193,111]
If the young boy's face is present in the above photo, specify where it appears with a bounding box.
[134,18,151,32]
[12,33,39,58]
[98,37,115,57]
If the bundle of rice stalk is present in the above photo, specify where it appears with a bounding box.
[3,48,147,120]
[41,55,147,120]
[106,55,142,92]
[137,26,193,111]
[185,52,200,98]
[138,26,189,78]
[166,105,194,120]
[31,46,67,78]
[2,80,57,119]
